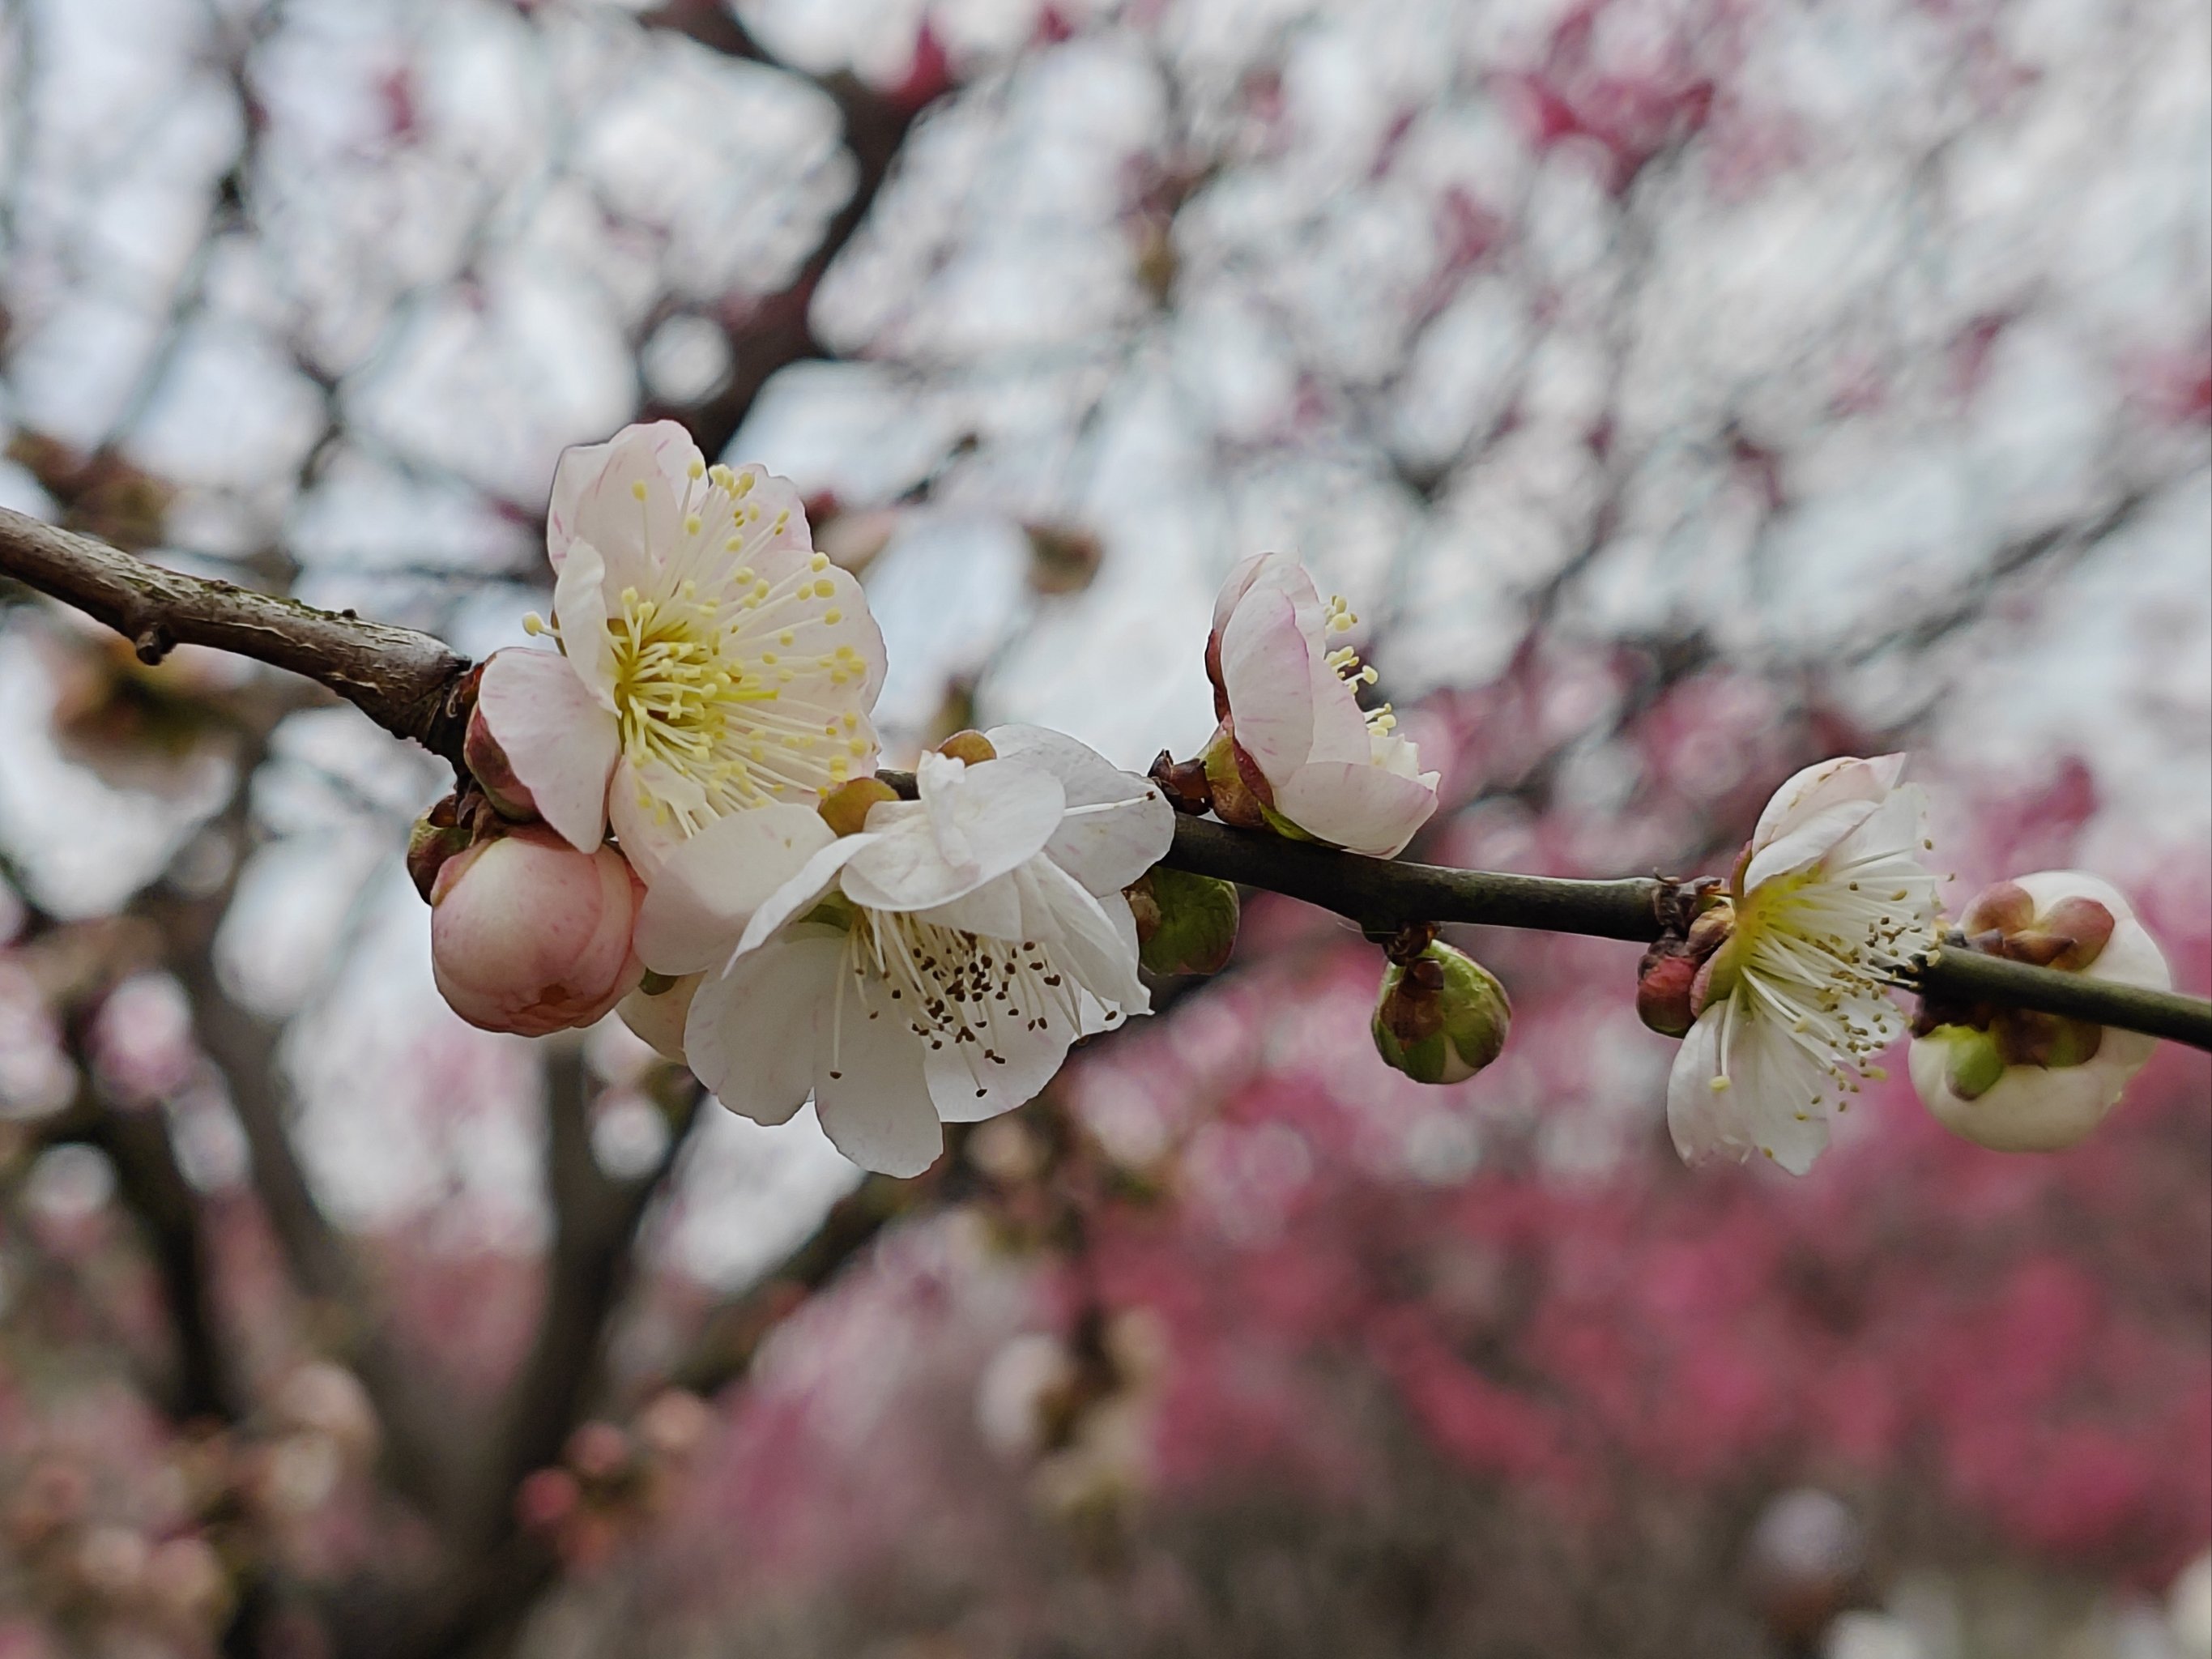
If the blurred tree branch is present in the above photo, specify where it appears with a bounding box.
[637,2,931,458]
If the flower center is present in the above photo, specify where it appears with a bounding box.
[1714,858,1934,1099]
[1321,597,1398,738]
[606,583,774,777]
[530,464,879,828]
[828,909,1102,1090]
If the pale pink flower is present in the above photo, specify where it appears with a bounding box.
[1207,552,1438,858]
[1910,871,2170,1152]
[633,727,1172,1175]
[467,422,885,876]
[1666,755,1941,1175]
[430,826,644,1037]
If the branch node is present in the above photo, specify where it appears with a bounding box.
[134,622,176,664]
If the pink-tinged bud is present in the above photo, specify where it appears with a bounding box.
[1960,879,2035,937]
[463,691,539,822]
[1635,953,1699,1038]
[430,827,643,1037]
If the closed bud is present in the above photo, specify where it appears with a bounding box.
[1200,724,1268,829]
[1912,871,2171,1152]
[1128,867,1240,977]
[1372,942,1511,1084]
[817,776,898,838]
[1637,891,1733,1037]
[430,826,645,1037]
[936,729,997,766]
[1635,952,1699,1038]
[405,794,474,902]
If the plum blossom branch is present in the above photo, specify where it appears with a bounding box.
[3,510,2207,1054]
[0,506,473,763]
[1152,813,2212,1053]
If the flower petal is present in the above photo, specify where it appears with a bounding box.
[986,723,1174,895]
[1218,585,1319,784]
[633,804,834,975]
[923,995,1073,1124]
[1740,798,1882,893]
[1213,551,1324,634]
[813,987,942,1175]
[550,538,619,708]
[475,648,619,852]
[1272,761,1439,858]
[546,421,700,581]
[1016,859,1149,1014]
[840,755,1063,912]
[618,973,700,1061]
[1667,996,1835,1175]
[916,870,1026,941]
[607,758,696,886]
[1911,1034,2122,1152]
[732,834,873,958]
[686,927,842,1127]
[1750,754,1908,857]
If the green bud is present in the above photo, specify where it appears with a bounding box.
[1129,867,1241,977]
[1371,943,1511,1085]
[1923,1023,2006,1101]
[405,794,475,904]
[1200,726,1267,830]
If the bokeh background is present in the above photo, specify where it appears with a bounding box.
[0,1,2206,1655]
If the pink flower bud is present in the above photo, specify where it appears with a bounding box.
[1635,952,1699,1038]
[430,827,644,1037]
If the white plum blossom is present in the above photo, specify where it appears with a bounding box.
[630,727,1174,1175]
[468,422,885,876]
[1204,552,1438,859]
[1666,755,1941,1175]
[1910,871,2172,1152]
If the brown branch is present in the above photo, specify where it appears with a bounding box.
[667,1159,954,1399]
[147,757,467,1528]
[637,2,932,461]
[472,1052,705,1546]
[0,507,472,764]
[38,1087,238,1423]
